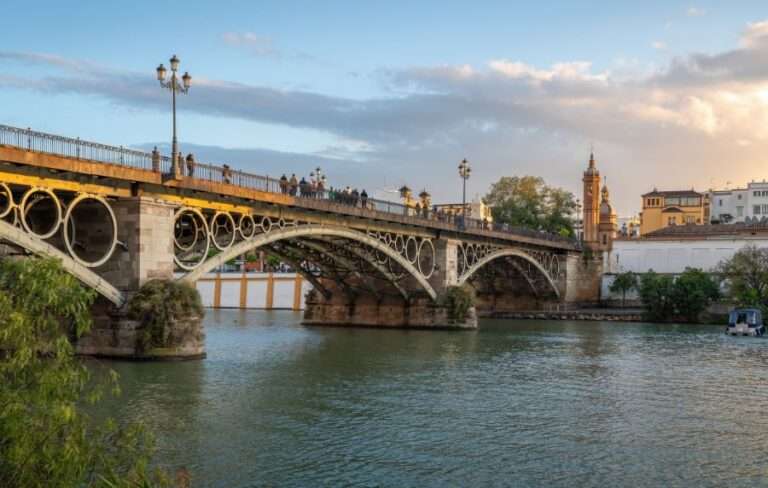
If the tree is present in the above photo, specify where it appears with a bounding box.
[716,245,768,310]
[0,257,170,487]
[671,268,720,323]
[609,271,638,307]
[638,268,719,323]
[638,271,676,321]
[483,176,578,236]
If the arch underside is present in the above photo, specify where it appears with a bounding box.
[459,249,562,299]
[179,225,438,302]
[0,218,125,306]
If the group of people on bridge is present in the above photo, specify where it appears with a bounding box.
[278,173,370,209]
[148,148,492,230]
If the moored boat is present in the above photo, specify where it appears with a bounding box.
[725,308,765,337]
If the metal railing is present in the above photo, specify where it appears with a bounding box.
[0,124,578,246]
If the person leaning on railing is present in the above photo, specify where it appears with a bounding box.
[185,153,196,177]
[151,146,161,172]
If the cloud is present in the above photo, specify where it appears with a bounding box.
[652,41,667,50]
[220,32,315,61]
[687,7,707,17]
[221,32,278,57]
[5,20,768,214]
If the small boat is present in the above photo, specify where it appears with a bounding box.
[725,308,765,336]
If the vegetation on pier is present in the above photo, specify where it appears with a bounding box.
[128,279,204,351]
[440,285,476,323]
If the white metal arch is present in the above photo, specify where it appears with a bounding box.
[0,218,125,306]
[178,224,438,300]
[457,248,561,298]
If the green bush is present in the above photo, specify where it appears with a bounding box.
[716,245,768,312]
[671,268,720,323]
[639,268,719,323]
[639,271,676,321]
[128,280,203,351]
[0,257,170,487]
[440,285,476,322]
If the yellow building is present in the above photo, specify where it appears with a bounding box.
[432,199,493,222]
[639,189,708,235]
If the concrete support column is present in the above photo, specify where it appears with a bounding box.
[77,197,205,360]
[99,197,175,292]
[429,237,460,294]
[563,251,602,306]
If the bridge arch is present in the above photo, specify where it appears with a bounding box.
[178,224,438,301]
[458,248,560,298]
[0,218,125,306]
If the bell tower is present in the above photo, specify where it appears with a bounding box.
[582,151,601,247]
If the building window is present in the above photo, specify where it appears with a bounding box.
[738,194,743,200]
[762,204,768,214]
[668,216,677,225]
[719,199,723,207]
[755,205,762,215]
[684,216,695,224]
[737,206,744,217]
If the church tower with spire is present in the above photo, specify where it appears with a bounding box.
[582,151,601,247]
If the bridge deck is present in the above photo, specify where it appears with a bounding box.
[0,124,578,251]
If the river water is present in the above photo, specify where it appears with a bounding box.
[93,310,768,487]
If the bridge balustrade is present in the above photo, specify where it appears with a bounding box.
[0,124,577,246]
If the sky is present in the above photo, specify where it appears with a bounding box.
[2,0,768,216]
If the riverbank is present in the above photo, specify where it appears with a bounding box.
[484,308,728,325]
[484,308,645,322]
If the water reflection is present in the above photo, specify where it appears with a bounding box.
[91,310,768,487]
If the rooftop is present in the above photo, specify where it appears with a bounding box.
[642,189,702,198]
[643,222,768,239]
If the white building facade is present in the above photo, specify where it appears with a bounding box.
[709,181,768,224]
[602,232,768,302]
[604,236,768,274]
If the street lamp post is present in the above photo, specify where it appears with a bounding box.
[458,158,472,222]
[156,55,191,177]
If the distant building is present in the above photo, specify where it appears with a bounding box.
[433,198,493,222]
[617,215,641,238]
[708,180,768,224]
[639,189,708,235]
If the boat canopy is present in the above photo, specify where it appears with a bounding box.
[728,308,763,327]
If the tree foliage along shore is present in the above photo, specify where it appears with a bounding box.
[716,245,768,311]
[638,268,720,323]
[609,271,638,307]
[0,258,171,488]
[483,176,578,237]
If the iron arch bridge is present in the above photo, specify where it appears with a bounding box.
[0,180,570,307]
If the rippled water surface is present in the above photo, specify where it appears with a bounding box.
[92,310,768,487]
